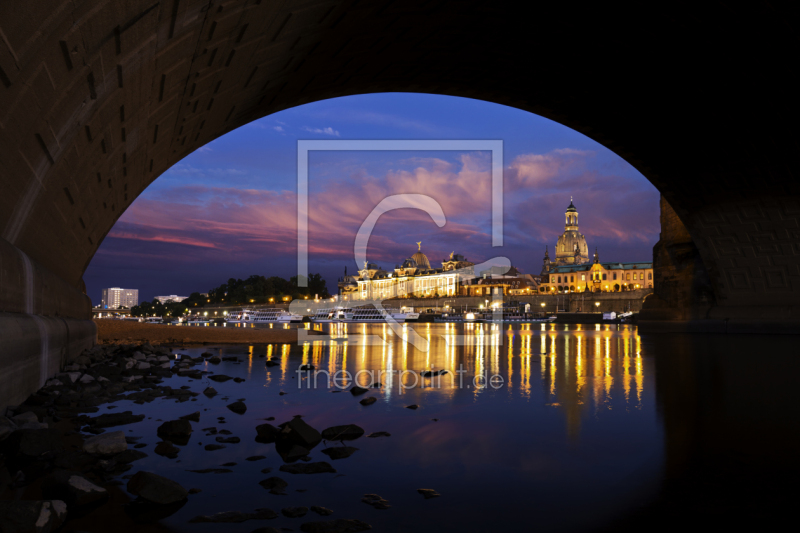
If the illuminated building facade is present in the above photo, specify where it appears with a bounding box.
[540,248,653,293]
[351,244,475,300]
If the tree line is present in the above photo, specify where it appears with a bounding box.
[129,273,330,318]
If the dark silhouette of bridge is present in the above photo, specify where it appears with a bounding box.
[0,1,797,407]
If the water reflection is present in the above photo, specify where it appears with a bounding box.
[279,323,652,442]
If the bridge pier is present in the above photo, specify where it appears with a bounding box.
[640,196,800,334]
[0,237,95,410]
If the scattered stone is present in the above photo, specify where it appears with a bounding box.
[221,462,237,467]
[279,418,322,448]
[208,374,232,382]
[127,471,188,505]
[321,424,365,441]
[203,387,218,397]
[11,412,39,427]
[265,360,280,367]
[311,506,334,516]
[189,508,278,523]
[279,462,336,475]
[205,444,225,451]
[154,441,180,458]
[215,436,240,444]
[361,494,390,509]
[84,430,127,456]
[180,411,201,422]
[299,518,372,532]
[201,352,214,358]
[157,419,193,437]
[283,506,309,518]
[246,455,267,461]
[260,467,273,474]
[12,428,63,456]
[189,488,202,494]
[256,423,280,443]
[134,443,147,449]
[251,528,282,533]
[349,386,369,396]
[0,500,67,533]
[417,488,441,499]
[114,449,148,464]
[367,432,391,438]
[42,472,108,507]
[88,411,145,428]
[0,416,16,441]
[359,397,377,406]
[227,401,247,414]
[300,364,315,371]
[209,356,222,364]
[187,468,233,474]
[420,369,449,377]
[275,442,311,462]
[322,447,358,460]
[233,377,246,383]
[405,404,419,410]
[259,477,289,494]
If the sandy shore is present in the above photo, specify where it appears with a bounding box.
[95,319,317,345]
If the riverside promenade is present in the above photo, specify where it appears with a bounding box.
[95,319,321,345]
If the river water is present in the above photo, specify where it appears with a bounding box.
[100,323,799,532]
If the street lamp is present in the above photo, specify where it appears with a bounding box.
[595,302,600,309]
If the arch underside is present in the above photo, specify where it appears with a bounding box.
[0,1,798,405]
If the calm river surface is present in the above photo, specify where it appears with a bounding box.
[104,323,800,532]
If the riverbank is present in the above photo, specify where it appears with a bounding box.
[95,319,317,345]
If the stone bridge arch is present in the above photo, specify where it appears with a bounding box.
[1,1,798,406]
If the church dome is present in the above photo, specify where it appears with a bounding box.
[411,250,431,270]
[566,200,577,212]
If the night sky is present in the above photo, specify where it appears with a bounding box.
[83,93,660,305]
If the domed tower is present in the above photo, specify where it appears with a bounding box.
[410,241,432,270]
[555,198,589,265]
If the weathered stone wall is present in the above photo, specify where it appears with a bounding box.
[0,237,95,410]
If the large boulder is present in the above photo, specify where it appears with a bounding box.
[0,500,67,533]
[321,425,364,441]
[126,471,188,505]
[83,431,127,456]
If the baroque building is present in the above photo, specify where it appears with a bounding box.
[341,244,477,301]
[554,198,589,265]
[540,199,653,293]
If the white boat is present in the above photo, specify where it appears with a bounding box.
[186,317,210,325]
[312,306,420,323]
[228,308,304,324]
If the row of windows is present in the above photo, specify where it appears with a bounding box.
[550,272,652,283]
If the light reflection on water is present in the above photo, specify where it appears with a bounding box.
[125,323,662,532]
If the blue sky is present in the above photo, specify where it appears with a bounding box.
[84,93,659,304]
